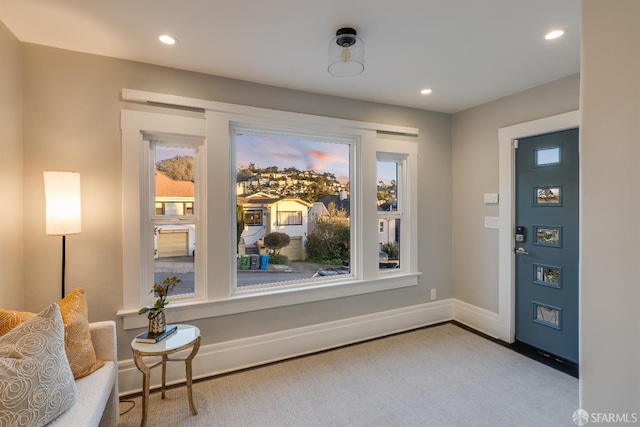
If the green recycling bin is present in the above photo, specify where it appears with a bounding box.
[240,254,250,270]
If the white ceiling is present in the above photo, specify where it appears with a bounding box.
[0,0,580,113]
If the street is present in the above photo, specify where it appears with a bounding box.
[154,258,328,293]
[155,270,319,292]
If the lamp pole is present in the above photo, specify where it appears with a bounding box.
[61,235,66,299]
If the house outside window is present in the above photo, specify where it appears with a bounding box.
[155,201,194,215]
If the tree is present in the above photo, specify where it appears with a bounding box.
[377,179,396,204]
[326,201,347,218]
[264,232,291,254]
[305,202,350,263]
[236,205,245,248]
[381,242,399,259]
[237,168,253,182]
[157,155,195,182]
[301,182,332,203]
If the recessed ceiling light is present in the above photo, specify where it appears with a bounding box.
[420,89,433,95]
[159,35,177,45]
[545,30,565,40]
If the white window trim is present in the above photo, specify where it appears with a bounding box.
[119,90,421,330]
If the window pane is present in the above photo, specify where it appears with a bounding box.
[535,146,561,166]
[533,302,562,329]
[164,202,183,215]
[244,210,262,226]
[236,132,351,287]
[277,211,303,225]
[378,160,401,271]
[154,145,196,216]
[153,144,197,297]
[154,225,195,297]
[377,161,397,211]
[379,219,401,270]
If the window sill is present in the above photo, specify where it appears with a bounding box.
[119,272,421,330]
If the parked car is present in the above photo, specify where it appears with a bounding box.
[379,251,400,269]
[312,266,349,277]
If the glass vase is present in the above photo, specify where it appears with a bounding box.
[148,310,166,334]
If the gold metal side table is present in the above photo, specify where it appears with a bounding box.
[131,324,201,427]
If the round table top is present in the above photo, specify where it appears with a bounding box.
[131,324,200,354]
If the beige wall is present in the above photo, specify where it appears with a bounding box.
[580,0,640,413]
[3,1,636,412]
[451,74,580,312]
[17,43,452,361]
[0,21,23,309]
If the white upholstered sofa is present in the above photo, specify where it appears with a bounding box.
[50,320,119,427]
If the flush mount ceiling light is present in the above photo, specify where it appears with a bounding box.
[328,27,364,77]
[159,34,177,45]
[420,89,433,95]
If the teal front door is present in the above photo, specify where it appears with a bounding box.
[515,128,579,364]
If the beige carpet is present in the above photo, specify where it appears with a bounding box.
[118,323,578,426]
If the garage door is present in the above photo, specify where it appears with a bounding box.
[157,229,189,258]
[280,236,302,261]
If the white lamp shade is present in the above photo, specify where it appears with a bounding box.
[44,171,82,235]
[328,30,364,77]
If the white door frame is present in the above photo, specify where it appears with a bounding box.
[497,110,580,343]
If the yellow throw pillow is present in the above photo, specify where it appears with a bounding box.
[0,288,105,379]
[0,308,34,335]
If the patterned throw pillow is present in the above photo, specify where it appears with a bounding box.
[0,288,104,379]
[0,303,77,427]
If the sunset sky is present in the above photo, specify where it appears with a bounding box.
[236,134,351,183]
[154,134,396,183]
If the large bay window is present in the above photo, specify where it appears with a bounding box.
[120,90,420,329]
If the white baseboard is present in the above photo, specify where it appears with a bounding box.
[452,299,501,339]
[118,298,502,396]
[118,299,454,395]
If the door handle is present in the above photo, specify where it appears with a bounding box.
[515,247,529,255]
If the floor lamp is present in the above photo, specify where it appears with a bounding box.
[44,171,82,299]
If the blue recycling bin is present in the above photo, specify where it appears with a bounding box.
[259,254,270,270]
